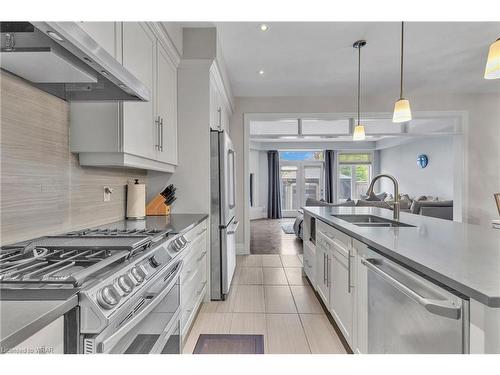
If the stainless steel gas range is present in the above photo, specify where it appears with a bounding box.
[0,227,191,354]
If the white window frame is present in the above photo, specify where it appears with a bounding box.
[336,151,374,202]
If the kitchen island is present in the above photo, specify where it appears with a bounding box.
[302,206,500,354]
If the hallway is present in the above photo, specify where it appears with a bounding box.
[250,219,303,254]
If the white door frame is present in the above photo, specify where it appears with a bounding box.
[279,159,325,217]
[243,111,468,254]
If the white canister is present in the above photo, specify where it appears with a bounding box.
[127,179,146,219]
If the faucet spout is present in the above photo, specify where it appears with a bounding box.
[366,174,400,221]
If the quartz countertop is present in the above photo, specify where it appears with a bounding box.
[303,206,500,308]
[92,214,209,236]
[0,290,78,352]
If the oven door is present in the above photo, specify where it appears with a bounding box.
[85,260,182,354]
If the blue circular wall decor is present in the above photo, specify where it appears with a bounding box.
[417,154,429,169]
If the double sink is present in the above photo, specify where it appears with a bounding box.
[331,214,416,228]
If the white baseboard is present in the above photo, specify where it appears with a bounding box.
[236,243,248,255]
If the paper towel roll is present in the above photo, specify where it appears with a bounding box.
[127,180,146,219]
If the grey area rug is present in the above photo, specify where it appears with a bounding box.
[281,222,295,234]
[193,334,265,354]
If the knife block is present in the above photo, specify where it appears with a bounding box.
[146,194,171,216]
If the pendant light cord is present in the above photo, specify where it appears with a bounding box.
[357,44,361,125]
[400,21,404,99]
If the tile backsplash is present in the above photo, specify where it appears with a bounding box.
[0,71,147,245]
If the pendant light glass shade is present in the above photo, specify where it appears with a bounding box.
[484,38,500,79]
[393,22,412,123]
[353,124,366,141]
[392,98,412,123]
[353,40,366,141]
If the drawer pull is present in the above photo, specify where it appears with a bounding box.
[196,251,207,263]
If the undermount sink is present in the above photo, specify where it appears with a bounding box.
[331,214,416,228]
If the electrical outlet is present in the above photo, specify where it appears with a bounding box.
[103,186,114,202]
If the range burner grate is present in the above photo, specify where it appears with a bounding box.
[0,245,129,286]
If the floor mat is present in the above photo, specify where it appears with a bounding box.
[193,334,265,354]
[280,222,295,234]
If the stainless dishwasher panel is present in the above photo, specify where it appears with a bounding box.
[362,248,469,354]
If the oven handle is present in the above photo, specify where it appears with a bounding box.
[98,260,183,353]
[361,258,461,320]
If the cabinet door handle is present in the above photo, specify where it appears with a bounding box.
[155,116,161,150]
[347,250,352,293]
[326,255,330,285]
[160,117,164,152]
[217,107,222,129]
[323,253,327,284]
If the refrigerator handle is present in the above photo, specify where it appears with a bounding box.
[227,221,239,234]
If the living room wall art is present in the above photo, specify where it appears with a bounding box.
[417,154,429,168]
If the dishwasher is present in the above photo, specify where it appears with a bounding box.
[360,247,469,354]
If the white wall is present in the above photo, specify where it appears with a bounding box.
[378,136,455,200]
[230,93,500,247]
[249,148,268,219]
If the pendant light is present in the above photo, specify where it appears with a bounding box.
[484,38,500,79]
[353,40,366,141]
[392,22,412,123]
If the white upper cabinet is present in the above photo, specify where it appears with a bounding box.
[209,67,231,132]
[122,22,156,160]
[156,41,178,165]
[70,22,179,173]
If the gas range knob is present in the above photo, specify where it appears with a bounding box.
[117,275,134,295]
[97,285,121,310]
[149,256,161,268]
[130,267,145,285]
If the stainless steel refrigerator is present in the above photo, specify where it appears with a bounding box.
[210,129,238,300]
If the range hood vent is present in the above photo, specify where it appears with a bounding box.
[0,22,150,102]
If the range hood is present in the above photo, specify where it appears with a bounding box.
[0,22,150,101]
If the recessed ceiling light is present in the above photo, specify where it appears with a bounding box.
[259,24,269,32]
[258,70,265,75]
[47,31,64,42]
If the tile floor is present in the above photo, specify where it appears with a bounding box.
[183,254,346,354]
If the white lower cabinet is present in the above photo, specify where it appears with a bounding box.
[329,237,355,348]
[312,220,357,351]
[315,233,331,306]
[179,220,208,339]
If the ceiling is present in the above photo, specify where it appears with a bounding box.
[214,22,500,97]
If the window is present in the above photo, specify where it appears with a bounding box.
[280,151,324,162]
[337,152,372,201]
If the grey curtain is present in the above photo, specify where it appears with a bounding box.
[267,150,282,219]
[325,150,335,203]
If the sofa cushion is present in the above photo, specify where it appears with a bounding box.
[410,200,453,214]
[305,198,355,207]
[355,200,393,210]
[360,191,388,201]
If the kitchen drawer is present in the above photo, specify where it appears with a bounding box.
[317,221,351,253]
[182,253,206,294]
[184,220,208,243]
[181,225,207,265]
[181,281,207,336]
[182,245,206,282]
